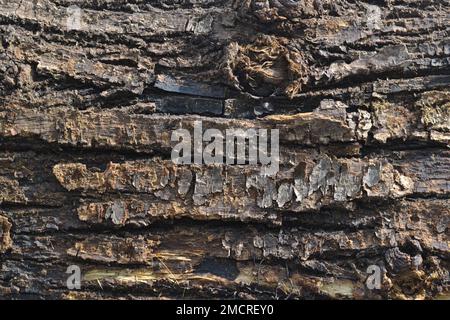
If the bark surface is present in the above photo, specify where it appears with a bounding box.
[0,0,449,299]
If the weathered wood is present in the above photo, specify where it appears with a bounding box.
[0,0,449,300]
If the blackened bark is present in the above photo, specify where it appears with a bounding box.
[0,0,449,300]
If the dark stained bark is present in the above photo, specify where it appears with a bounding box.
[0,0,449,300]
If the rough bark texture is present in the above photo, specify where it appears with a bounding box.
[0,0,449,300]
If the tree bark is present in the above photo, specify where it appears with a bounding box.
[0,0,449,300]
